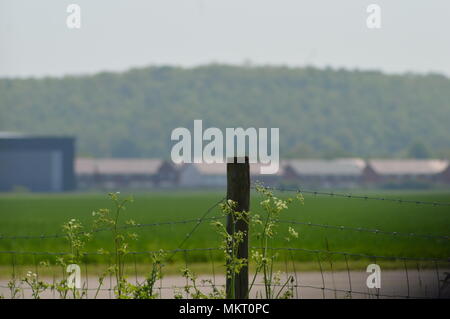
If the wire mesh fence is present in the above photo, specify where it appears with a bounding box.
[0,185,449,299]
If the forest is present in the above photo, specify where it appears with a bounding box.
[1,65,449,159]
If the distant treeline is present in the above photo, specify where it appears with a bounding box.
[1,65,450,159]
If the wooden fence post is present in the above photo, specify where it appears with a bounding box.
[226,156,250,299]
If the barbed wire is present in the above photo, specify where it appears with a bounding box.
[0,216,225,241]
[0,247,222,256]
[1,206,448,242]
[252,283,434,299]
[1,246,447,299]
[0,282,435,299]
[0,246,447,262]
[253,247,450,262]
[167,197,226,260]
[275,219,450,240]
[252,185,450,207]
[2,188,448,299]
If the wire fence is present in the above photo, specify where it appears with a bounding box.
[252,185,450,207]
[0,185,449,299]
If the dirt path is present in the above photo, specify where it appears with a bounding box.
[1,270,448,299]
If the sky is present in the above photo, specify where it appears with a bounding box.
[1,0,450,78]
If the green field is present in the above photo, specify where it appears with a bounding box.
[0,190,449,267]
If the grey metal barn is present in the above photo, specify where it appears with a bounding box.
[0,133,75,192]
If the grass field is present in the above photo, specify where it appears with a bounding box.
[0,190,449,267]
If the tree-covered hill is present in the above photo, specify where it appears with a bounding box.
[1,65,449,159]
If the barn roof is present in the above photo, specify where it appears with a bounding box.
[75,158,163,175]
[368,159,448,175]
[0,132,25,138]
[285,158,366,176]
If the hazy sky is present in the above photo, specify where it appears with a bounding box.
[1,0,450,78]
